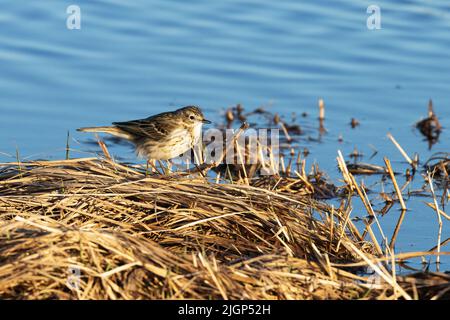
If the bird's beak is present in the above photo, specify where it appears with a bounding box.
[202,119,211,124]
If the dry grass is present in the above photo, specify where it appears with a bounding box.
[0,155,449,300]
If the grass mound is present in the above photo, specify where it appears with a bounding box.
[0,157,448,299]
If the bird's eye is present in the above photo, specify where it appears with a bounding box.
[189,115,195,120]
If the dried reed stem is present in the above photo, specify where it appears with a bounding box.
[427,173,443,267]
[387,133,414,168]
[384,158,407,211]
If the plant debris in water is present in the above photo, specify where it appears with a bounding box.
[416,99,442,148]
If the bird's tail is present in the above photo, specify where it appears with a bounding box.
[77,126,131,140]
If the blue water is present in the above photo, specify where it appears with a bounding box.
[0,1,449,270]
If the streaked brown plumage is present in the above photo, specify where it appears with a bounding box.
[77,106,210,160]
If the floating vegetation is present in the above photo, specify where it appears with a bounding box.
[416,99,442,148]
[346,162,387,175]
[425,153,450,179]
[350,118,360,129]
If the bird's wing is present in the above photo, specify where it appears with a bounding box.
[112,113,179,140]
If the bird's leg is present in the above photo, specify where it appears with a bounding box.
[146,159,157,175]
[157,160,171,175]
[166,159,173,174]
[190,147,207,178]
[192,144,203,166]
[185,156,191,171]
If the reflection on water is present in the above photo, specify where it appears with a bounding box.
[0,0,449,270]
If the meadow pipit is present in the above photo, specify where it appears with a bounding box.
[77,106,211,161]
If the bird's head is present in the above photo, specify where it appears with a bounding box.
[177,106,211,126]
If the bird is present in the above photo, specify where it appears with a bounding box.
[77,106,211,161]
